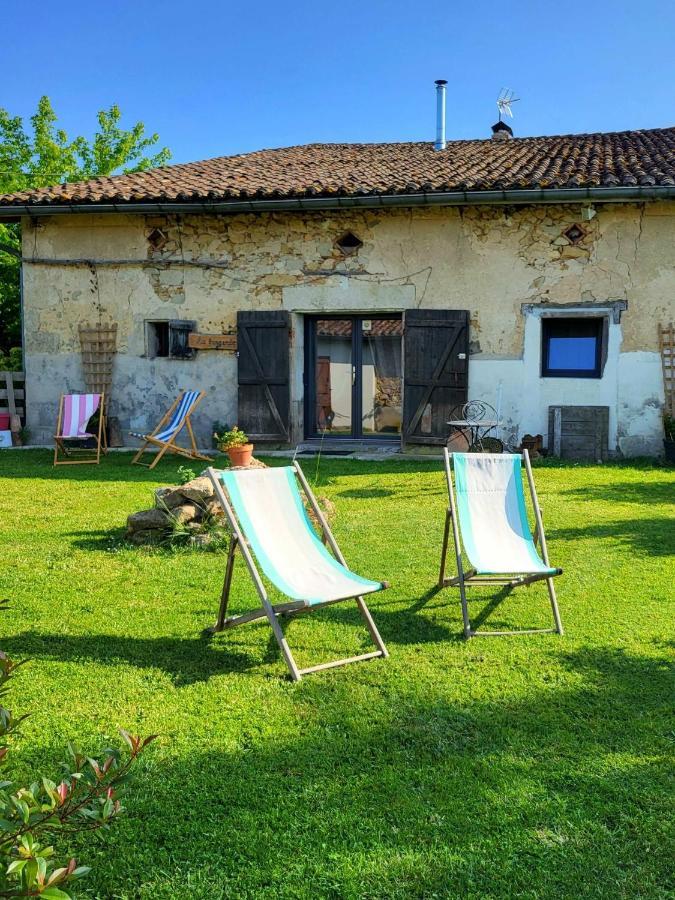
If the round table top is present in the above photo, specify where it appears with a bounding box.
[447,419,500,427]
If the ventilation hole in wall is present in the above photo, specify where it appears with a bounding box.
[147,227,168,251]
[335,232,364,255]
[563,223,585,245]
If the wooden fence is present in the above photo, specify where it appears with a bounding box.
[0,371,25,423]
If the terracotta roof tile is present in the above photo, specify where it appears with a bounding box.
[1,127,673,208]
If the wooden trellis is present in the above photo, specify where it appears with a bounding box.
[658,322,674,416]
[79,322,117,396]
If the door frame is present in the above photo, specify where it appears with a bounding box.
[303,313,403,441]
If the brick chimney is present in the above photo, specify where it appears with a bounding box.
[491,121,513,141]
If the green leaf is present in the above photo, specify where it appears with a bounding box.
[6,858,26,873]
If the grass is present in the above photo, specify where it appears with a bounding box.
[0,450,673,899]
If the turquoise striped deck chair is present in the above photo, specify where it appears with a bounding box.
[206,463,389,681]
[130,390,212,469]
[438,449,564,638]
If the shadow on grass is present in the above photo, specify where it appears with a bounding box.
[335,487,394,499]
[0,450,445,483]
[562,481,674,505]
[66,528,129,552]
[324,584,558,645]
[0,449,219,484]
[316,591,461,645]
[548,517,674,557]
[0,630,257,686]
[64,644,674,898]
[65,529,228,557]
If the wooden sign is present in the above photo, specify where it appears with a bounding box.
[188,333,237,351]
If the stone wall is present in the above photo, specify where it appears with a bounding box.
[21,201,673,453]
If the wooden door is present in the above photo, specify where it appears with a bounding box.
[402,310,469,445]
[237,311,290,442]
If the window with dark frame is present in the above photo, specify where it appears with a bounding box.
[146,320,195,359]
[541,317,603,378]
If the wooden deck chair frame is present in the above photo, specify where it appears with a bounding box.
[438,448,564,638]
[206,462,389,681]
[131,390,212,470]
[54,393,107,466]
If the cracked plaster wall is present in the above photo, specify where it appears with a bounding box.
[21,202,674,453]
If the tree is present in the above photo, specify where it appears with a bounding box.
[0,97,171,356]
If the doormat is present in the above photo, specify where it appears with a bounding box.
[295,449,354,456]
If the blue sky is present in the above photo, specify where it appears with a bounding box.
[3,0,674,166]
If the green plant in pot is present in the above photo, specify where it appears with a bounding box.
[663,413,675,464]
[215,425,254,467]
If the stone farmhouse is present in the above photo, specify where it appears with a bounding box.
[0,110,673,456]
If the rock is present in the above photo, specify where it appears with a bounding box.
[154,487,184,510]
[127,508,169,533]
[205,498,225,518]
[171,502,203,525]
[304,495,336,530]
[127,529,164,547]
[177,476,215,502]
[154,475,214,510]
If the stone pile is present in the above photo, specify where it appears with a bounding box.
[126,459,267,547]
[126,458,335,548]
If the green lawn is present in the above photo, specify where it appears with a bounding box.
[0,450,673,899]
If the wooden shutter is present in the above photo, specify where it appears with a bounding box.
[237,310,291,442]
[169,320,196,359]
[402,309,469,445]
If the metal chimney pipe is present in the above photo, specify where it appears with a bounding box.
[434,79,447,151]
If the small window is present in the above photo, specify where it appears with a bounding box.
[541,317,603,378]
[147,227,168,251]
[147,321,170,357]
[335,232,363,255]
[563,223,585,245]
[146,320,195,359]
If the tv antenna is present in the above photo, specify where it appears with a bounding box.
[497,89,519,121]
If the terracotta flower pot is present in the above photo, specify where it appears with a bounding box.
[225,443,254,467]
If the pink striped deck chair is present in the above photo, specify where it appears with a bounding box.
[54,393,107,466]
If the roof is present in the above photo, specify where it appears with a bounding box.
[317,319,403,338]
[1,127,673,212]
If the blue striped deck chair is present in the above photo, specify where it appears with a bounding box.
[131,390,212,469]
[438,449,564,638]
[206,462,389,681]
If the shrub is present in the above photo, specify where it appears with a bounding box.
[176,465,196,485]
[0,348,22,372]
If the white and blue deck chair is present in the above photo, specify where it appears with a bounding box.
[206,463,389,681]
[438,449,564,638]
[131,389,212,469]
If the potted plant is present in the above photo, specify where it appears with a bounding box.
[214,425,254,467]
[664,413,675,464]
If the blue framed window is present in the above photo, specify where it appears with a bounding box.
[541,317,603,378]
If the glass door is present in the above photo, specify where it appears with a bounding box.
[305,315,402,440]
[360,317,403,437]
[312,318,354,435]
